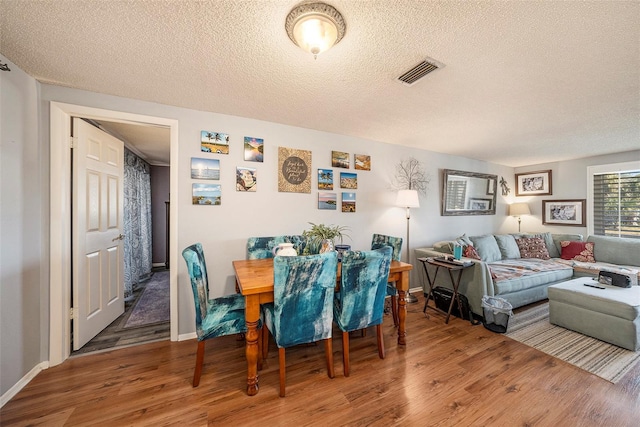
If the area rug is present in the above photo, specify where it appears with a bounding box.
[505,302,640,383]
[124,270,170,329]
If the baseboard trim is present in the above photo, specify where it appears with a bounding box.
[1,361,49,408]
[178,332,197,341]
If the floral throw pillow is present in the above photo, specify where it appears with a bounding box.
[463,245,481,260]
[515,237,550,260]
[561,241,596,263]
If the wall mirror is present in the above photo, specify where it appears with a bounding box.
[441,169,498,216]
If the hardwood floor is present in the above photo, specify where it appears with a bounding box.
[2,294,639,426]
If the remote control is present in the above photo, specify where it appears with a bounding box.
[584,283,605,289]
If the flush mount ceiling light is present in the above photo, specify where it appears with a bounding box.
[285,2,346,59]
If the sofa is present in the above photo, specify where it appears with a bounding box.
[415,233,640,317]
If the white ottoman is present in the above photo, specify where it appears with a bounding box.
[548,277,640,351]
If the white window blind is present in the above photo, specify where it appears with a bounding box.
[592,170,640,239]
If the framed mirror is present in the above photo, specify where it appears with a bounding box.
[441,169,498,216]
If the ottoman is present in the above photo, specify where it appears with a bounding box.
[548,277,640,351]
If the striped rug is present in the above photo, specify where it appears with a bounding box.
[505,302,640,383]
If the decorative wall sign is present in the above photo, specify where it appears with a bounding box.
[318,192,337,210]
[332,151,349,168]
[192,183,221,205]
[201,131,229,154]
[354,154,370,170]
[236,167,257,192]
[244,136,264,162]
[278,147,311,193]
[342,192,356,212]
[542,199,586,226]
[191,158,220,180]
[340,172,357,189]
[515,170,552,196]
[318,169,333,190]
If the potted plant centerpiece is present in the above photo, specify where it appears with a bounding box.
[302,222,350,255]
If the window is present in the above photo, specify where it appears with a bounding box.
[446,179,467,210]
[588,162,640,239]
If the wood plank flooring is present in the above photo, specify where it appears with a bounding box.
[2,294,639,426]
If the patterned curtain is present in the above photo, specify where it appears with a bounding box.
[124,148,153,299]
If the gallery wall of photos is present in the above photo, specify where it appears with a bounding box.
[191,130,371,213]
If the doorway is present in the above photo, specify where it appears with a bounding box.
[49,102,179,366]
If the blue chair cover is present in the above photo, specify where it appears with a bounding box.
[263,251,338,348]
[182,243,251,386]
[246,235,308,260]
[334,247,393,332]
[371,233,403,295]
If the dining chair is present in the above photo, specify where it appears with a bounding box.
[262,251,338,397]
[182,243,258,387]
[246,235,307,259]
[334,247,393,376]
[371,234,403,326]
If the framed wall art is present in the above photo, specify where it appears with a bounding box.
[191,158,220,180]
[192,183,221,205]
[278,147,311,193]
[342,192,356,212]
[236,167,257,192]
[354,154,371,171]
[339,172,357,189]
[318,169,333,190]
[243,136,264,162]
[515,170,552,196]
[318,192,337,210]
[201,131,229,154]
[331,151,349,168]
[469,198,492,210]
[542,199,586,226]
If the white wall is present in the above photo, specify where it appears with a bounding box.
[0,56,44,397]
[514,151,640,235]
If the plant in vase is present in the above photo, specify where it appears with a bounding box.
[302,222,350,255]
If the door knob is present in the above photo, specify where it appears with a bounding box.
[112,233,125,242]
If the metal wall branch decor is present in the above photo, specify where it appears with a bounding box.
[392,157,430,194]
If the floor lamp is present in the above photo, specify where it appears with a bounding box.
[396,189,420,303]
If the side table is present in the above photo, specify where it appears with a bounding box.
[419,257,474,324]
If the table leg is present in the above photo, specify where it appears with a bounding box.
[397,270,409,345]
[245,295,260,396]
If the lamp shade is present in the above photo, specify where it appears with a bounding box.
[509,203,530,216]
[396,189,420,208]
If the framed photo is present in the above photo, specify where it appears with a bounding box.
[201,130,229,154]
[191,158,220,180]
[354,154,370,171]
[342,192,356,212]
[339,172,357,189]
[318,192,337,210]
[331,151,349,168]
[318,169,333,190]
[243,136,264,162]
[542,199,586,226]
[469,198,492,210]
[192,183,221,205]
[236,167,257,192]
[515,170,552,196]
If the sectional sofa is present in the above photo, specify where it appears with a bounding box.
[415,233,640,317]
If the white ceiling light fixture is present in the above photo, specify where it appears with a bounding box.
[285,2,346,59]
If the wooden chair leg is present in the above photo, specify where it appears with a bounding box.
[324,338,335,379]
[391,295,399,327]
[278,347,286,397]
[262,325,269,360]
[342,331,350,377]
[376,324,385,359]
[193,340,205,387]
[257,327,263,371]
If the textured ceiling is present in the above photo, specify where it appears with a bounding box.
[2,0,639,167]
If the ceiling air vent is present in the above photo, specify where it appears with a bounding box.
[397,57,445,86]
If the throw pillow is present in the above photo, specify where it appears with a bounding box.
[560,241,596,263]
[469,235,502,262]
[463,245,481,260]
[515,237,550,260]
[494,234,521,259]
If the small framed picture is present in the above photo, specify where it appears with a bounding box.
[318,192,337,210]
[192,183,221,205]
[339,172,357,189]
[542,199,586,226]
[342,192,356,212]
[243,137,264,162]
[201,131,229,154]
[191,158,220,180]
[354,154,370,170]
[318,169,333,190]
[515,170,552,196]
[469,198,492,210]
[332,151,350,168]
[236,167,257,192]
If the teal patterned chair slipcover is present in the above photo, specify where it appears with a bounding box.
[262,251,338,397]
[371,234,403,326]
[246,235,308,259]
[182,243,254,387]
[334,247,393,376]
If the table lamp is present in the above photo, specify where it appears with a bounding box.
[509,203,530,232]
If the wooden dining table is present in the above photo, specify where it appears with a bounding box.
[232,257,413,396]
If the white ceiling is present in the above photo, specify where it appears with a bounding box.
[2,0,639,167]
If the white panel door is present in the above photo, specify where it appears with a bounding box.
[72,118,125,350]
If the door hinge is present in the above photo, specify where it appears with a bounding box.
[69,307,75,318]
[70,136,77,149]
